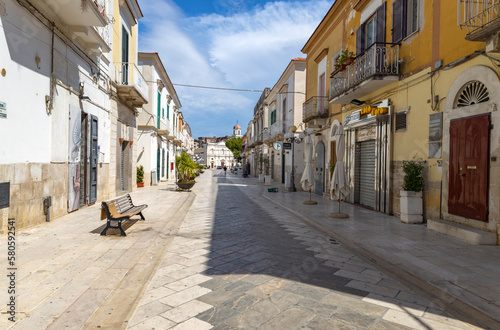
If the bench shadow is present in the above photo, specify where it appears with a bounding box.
[90,219,140,235]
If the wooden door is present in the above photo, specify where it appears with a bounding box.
[448,114,490,221]
[89,115,98,204]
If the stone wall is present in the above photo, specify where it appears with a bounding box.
[0,163,67,231]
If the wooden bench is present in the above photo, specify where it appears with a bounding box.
[100,194,148,236]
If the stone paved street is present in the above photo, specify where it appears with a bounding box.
[127,171,474,329]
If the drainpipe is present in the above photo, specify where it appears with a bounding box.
[47,22,55,114]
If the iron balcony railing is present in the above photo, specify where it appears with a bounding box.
[458,0,500,37]
[330,43,399,101]
[114,62,149,100]
[303,96,328,122]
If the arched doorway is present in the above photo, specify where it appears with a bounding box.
[315,141,325,195]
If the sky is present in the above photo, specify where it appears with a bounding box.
[138,0,333,138]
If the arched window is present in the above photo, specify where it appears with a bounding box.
[454,81,489,108]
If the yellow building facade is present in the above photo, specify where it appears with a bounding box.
[303,0,500,244]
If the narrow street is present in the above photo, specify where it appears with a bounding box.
[0,170,481,329]
[126,170,472,329]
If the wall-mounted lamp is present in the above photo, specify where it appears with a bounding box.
[350,99,365,106]
[80,96,91,101]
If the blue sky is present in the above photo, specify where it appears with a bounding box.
[138,0,332,138]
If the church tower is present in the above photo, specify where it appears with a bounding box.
[233,123,242,138]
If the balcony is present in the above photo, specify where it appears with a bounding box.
[458,0,500,41]
[303,97,328,123]
[330,43,400,104]
[113,62,149,108]
[35,0,108,28]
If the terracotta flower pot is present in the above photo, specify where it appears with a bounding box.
[137,182,144,188]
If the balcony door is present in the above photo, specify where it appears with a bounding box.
[121,26,129,85]
[319,73,326,114]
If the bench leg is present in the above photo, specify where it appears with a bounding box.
[101,220,111,236]
[117,220,127,236]
[139,212,145,220]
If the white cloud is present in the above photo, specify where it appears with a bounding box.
[139,0,332,137]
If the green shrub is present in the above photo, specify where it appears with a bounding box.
[402,160,425,192]
[137,165,144,183]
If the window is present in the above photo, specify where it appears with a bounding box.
[356,3,385,55]
[271,109,277,125]
[166,104,170,119]
[365,16,376,49]
[392,0,419,43]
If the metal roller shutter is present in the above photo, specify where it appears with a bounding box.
[354,140,376,209]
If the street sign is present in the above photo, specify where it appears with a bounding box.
[283,143,292,149]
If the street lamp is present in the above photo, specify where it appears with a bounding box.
[284,126,306,192]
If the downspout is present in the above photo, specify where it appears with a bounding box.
[47,22,55,114]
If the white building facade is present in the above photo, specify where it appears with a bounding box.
[137,52,181,186]
[0,0,114,229]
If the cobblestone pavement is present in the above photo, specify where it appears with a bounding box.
[127,171,474,330]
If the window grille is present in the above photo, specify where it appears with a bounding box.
[395,111,407,132]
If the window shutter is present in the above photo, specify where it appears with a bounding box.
[356,24,365,55]
[376,2,386,43]
[395,111,407,131]
[392,0,407,43]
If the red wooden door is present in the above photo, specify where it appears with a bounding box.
[448,114,490,221]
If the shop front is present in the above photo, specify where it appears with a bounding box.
[344,101,392,213]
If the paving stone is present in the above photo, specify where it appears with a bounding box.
[321,292,388,317]
[166,274,212,292]
[161,300,213,323]
[296,298,337,318]
[170,317,213,330]
[127,315,175,329]
[331,307,378,329]
[283,283,331,301]
[259,307,316,330]
[346,280,400,298]
[128,300,172,327]
[159,285,212,307]
[305,316,357,330]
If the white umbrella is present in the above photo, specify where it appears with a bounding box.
[329,124,349,218]
[300,135,317,205]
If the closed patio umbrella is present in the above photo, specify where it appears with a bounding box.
[300,134,317,205]
[329,124,349,218]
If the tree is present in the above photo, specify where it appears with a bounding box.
[225,137,243,162]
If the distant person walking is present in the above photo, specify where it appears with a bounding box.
[223,166,227,176]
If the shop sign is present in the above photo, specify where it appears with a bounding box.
[0,101,6,119]
[357,127,376,141]
[283,143,292,149]
[345,110,360,125]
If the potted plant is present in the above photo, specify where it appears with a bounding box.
[400,160,425,224]
[175,151,201,191]
[137,165,144,188]
[264,156,272,186]
[344,50,356,65]
[258,154,265,183]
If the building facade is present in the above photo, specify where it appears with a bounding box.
[302,0,500,243]
[264,58,306,190]
[136,52,181,186]
[0,0,113,230]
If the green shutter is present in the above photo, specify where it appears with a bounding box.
[167,104,170,119]
[157,91,161,129]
